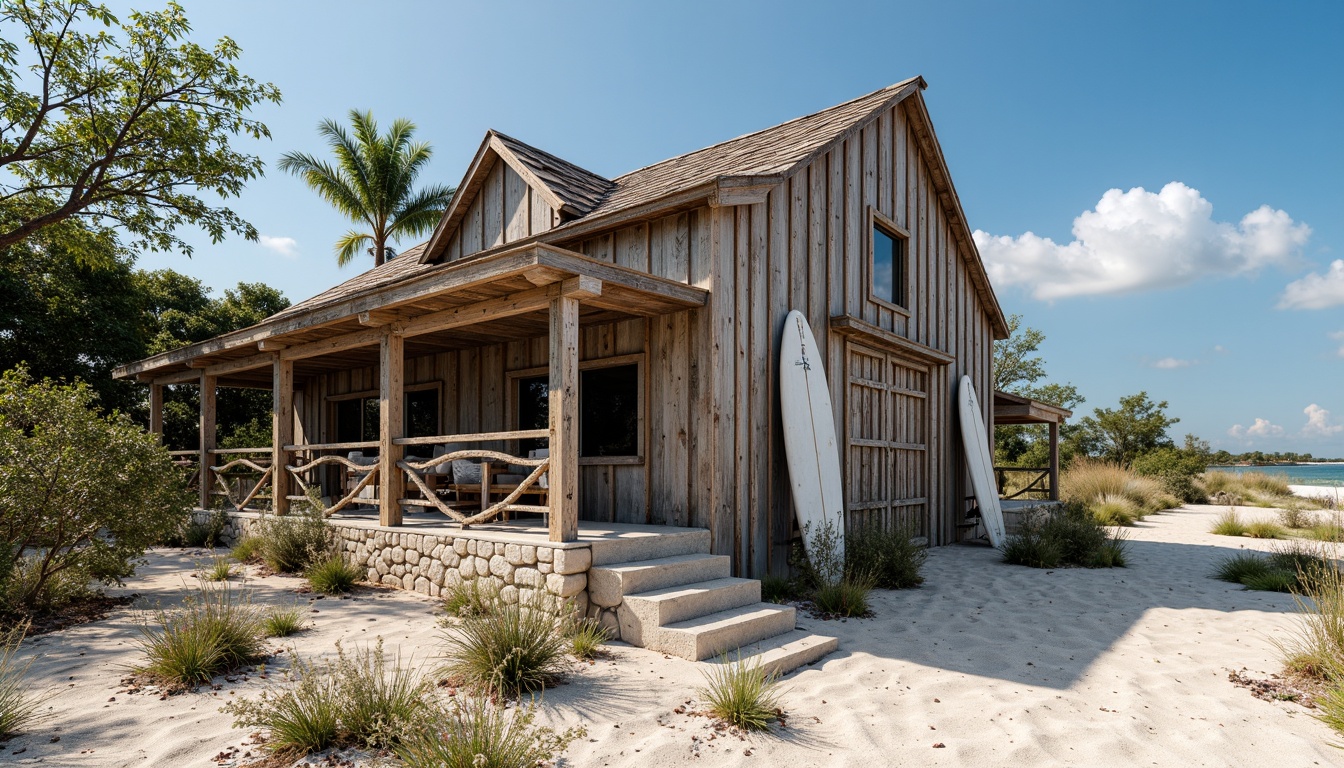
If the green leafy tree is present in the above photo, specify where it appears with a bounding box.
[1071,392,1179,468]
[992,314,1084,466]
[0,0,281,254]
[0,367,190,613]
[279,110,454,267]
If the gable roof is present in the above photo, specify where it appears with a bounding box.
[421,130,614,259]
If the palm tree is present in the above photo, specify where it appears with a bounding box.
[279,110,455,267]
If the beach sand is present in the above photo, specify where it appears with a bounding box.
[5,505,1342,767]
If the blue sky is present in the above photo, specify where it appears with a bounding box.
[113,0,1343,456]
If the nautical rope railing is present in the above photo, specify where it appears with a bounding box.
[994,466,1052,500]
[282,440,379,517]
[208,448,273,512]
[395,429,550,528]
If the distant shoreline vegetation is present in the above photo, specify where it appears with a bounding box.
[1208,463,1344,488]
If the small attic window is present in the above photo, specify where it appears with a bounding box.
[871,209,909,309]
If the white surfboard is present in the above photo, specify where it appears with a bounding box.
[779,310,845,583]
[958,375,1006,548]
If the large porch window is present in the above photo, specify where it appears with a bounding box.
[332,385,441,445]
[513,358,641,460]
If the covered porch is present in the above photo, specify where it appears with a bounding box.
[122,243,708,543]
[992,390,1073,502]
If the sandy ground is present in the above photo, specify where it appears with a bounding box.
[5,504,1344,768]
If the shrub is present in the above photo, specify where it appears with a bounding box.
[760,573,798,604]
[795,516,845,588]
[305,554,361,594]
[1267,541,1330,577]
[0,368,190,615]
[698,652,784,731]
[1210,510,1248,536]
[1060,458,1175,522]
[231,535,264,564]
[1198,471,1296,507]
[1132,446,1209,503]
[199,555,235,582]
[1090,493,1141,526]
[0,555,91,614]
[226,639,431,754]
[443,579,498,618]
[1279,504,1315,530]
[1213,553,1273,584]
[845,521,926,589]
[1310,521,1344,543]
[257,510,332,573]
[135,582,267,689]
[440,597,569,697]
[1278,560,1344,682]
[182,510,229,549]
[262,604,307,637]
[563,616,611,660]
[0,621,48,741]
[395,698,584,768]
[812,574,874,617]
[1000,503,1127,569]
[1245,520,1286,539]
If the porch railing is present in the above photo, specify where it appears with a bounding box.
[283,440,380,517]
[209,447,273,511]
[995,466,1052,500]
[395,429,550,528]
[169,449,200,491]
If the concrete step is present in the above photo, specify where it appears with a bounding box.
[588,527,711,566]
[616,577,761,646]
[715,630,839,678]
[649,602,797,661]
[588,554,730,607]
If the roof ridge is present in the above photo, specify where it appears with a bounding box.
[612,77,924,182]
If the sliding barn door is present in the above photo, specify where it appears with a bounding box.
[844,342,930,537]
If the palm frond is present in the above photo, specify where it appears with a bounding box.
[278,152,369,222]
[334,231,373,267]
[390,184,455,240]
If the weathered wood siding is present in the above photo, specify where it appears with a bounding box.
[296,100,995,577]
[441,160,556,262]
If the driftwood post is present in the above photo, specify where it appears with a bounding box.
[273,355,294,515]
[149,383,164,441]
[198,373,216,509]
[379,330,405,526]
[547,276,600,542]
[1048,421,1060,501]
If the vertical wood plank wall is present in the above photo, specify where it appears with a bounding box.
[295,99,996,576]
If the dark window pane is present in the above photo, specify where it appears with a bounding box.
[873,226,895,304]
[581,364,638,457]
[517,375,550,454]
[361,397,380,443]
[406,389,439,438]
[335,399,361,444]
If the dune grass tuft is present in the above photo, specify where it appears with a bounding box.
[442,580,498,618]
[230,535,264,564]
[1246,520,1287,539]
[759,573,798,604]
[395,698,584,768]
[135,582,267,690]
[1210,510,1249,537]
[0,621,47,741]
[845,522,927,589]
[1001,503,1128,569]
[440,597,570,698]
[1309,521,1344,543]
[1213,552,1273,584]
[1278,504,1316,530]
[698,652,784,731]
[262,604,307,638]
[1061,459,1177,524]
[563,616,611,660]
[305,554,362,595]
[811,573,874,617]
[198,555,235,582]
[257,511,332,574]
[1277,558,1344,683]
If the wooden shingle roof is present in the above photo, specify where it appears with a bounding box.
[490,130,612,215]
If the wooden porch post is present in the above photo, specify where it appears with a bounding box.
[273,355,294,515]
[148,383,164,441]
[1048,421,1060,501]
[198,373,216,509]
[548,293,580,542]
[379,330,405,527]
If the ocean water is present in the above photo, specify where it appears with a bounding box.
[1208,463,1344,488]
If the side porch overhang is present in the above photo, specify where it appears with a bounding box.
[992,390,1073,502]
[114,244,709,542]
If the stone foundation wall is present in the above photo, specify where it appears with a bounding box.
[192,510,590,617]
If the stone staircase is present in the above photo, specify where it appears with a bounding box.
[586,528,837,676]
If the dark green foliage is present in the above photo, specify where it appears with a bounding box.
[1241,570,1298,593]
[0,621,47,740]
[1213,553,1273,584]
[258,511,332,574]
[759,573,800,604]
[812,575,874,617]
[1211,543,1329,593]
[1069,392,1179,468]
[395,698,584,768]
[845,522,927,589]
[1001,503,1128,569]
[1132,444,1209,503]
[135,583,267,689]
[0,368,190,615]
[231,536,264,564]
[305,555,362,595]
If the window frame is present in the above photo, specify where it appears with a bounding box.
[325,381,443,442]
[868,207,912,316]
[505,352,645,466]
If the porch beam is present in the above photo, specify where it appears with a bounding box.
[198,372,216,509]
[272,355,294,515]
[153,369,201,386]
[280,326,385,362]
[394,276,602,339]
[204,352,273,378]
[548,292,580,542]
[378,330,405,526]
[148,383,164,441]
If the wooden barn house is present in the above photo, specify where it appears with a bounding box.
[114,76,1012,586]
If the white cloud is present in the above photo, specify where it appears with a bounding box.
[1279,260,1344,310]
[1302,404,1344,438]
[259,235,299,259]
[1151,357,1193,369]
[1228,418,1284,439]
[1213,344,1227,354]
[974,182,1310,300]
